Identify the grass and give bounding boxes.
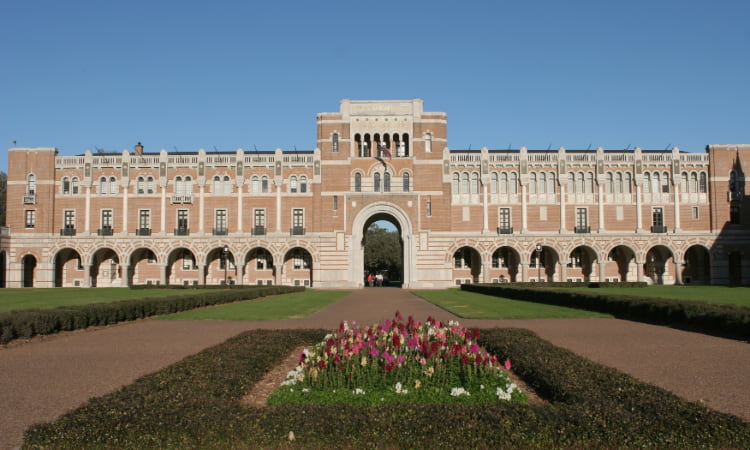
[0,288,198,313]
[560,285,750,307]
[413,289,611,319]
[155,289,352,321]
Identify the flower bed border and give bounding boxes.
[23,327,750,448]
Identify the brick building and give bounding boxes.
[2,99,748,288]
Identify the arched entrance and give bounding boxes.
[351,202,414,288]
[363,219,403,287]
[54,248,84,287]
[683,245,711,284]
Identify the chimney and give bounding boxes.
[135,142,144,155]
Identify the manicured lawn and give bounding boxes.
[562,285,750,307]
[413,289,611,319]
[0,288,197,313]
[156,289,352,321]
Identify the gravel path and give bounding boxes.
[1,288,748,449]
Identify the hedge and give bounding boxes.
[23,328,750,448]
[462,284,750,341]
[0,286,303,345]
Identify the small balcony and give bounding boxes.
[136,227,151,236]
[497,226,513,235]
[174,227,190,236]
[212,227,228,236]
[253,225,266,236]
[97,227,114,236]
[574,226,591,234]
[23,194,36,204]
[651,225,667,233]
[170,194,193,204]
[60,227,76,237]
[290,226,305,236]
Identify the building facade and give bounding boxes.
[3,99,749,288]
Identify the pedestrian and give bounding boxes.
[367,273,374,287]
[376,273,383,287]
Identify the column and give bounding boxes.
[673,184,681,232]
[559,184,567,232]
[85,186,91,234]
[597,183,605,232]
[673,260,682,285]
[482,184,488,233]
[160,186,167,235]
[198,263,206,285]
[635,184,643,232]
[520,262,529,282]
[521,185,528,233]
[635,262,644,282]
[84,264,92,288]
[122,186,128,234]
[160,264,167,286]
[559,263,567,282]
[276,180,283,233]
[199,184,205,234]
[481,262,489,283]
[237,183,243,233]
[598,261,606,282]
[120,263,130,287]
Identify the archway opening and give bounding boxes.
[683,245,711,284]
[54,248,83,287]
[22,255,37,288]
[91,248,120,287]
[244,247,275,286]
[129,248,158,286]
[452,246,481,284]
[607,245,636,282]
[644,245,674,285]
[363,216,403,287]
[283,247,312,287]
[490,246,520,283]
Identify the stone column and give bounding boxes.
[599,261,607,282]
[160,264,168,286]
[84,264,92,288]
[673,260,683,285]
[636,262,644,282]
[520,262,529,282]
[198,263,206,285]
[521,185,528,233]
[120,263,130,287]
[635,184,643,232]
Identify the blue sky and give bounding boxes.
[1,0,748,172]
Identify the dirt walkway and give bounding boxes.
[1,288,748,449]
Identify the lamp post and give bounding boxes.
[535,244,543,282]
[222,245,229,286]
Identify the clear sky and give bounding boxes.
[1,0,748,172]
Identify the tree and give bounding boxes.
[363,223,402,283]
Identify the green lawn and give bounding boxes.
[413,289,612,319]
[156,289,352,321]
[0,288,198,313]
[561,285,750,307]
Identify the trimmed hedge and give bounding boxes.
[501,281,647,288]
[0,286,303,345]
[462,284,750,341]
[23,328,750,448]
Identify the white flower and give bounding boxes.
[395,382,409,394]
[450,387,470,397]
[353,388,366,395]
[302,388,309,393]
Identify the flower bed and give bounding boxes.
[269,313,525,405]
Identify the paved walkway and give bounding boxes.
[1,289,749,449]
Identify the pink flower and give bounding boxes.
[469,343,480,354]
[504,359,512,370]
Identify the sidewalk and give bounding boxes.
[1,288,748,449]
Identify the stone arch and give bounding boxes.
[205,246,238,285]
[490,245,521,283]
[53,248,84,287]
[22,254,37,288]
[451,245,482,284]
[682,244,711,284]
[644,245,675,285]
[128,247,159,286]
[351,202,414,288]
[567,245,598,282]
[90,247,120,287]
[166,247,199,286]
[527,243,560,282]
[282,247,313,287]
[244,247,275,285]
[606,244,637,282]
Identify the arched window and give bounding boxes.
[223,175,231,194]
[491,172,498,194]
[615,172,623,194]
[384,172,391,192]
[403,173,410,192]
[185,176,192,194]
[624,172,632,194]
[568,172,575,193]
[729,170,737,191]
[539,172,547,194]
[27,174,36,194]
[355,133,362,157]
[290,175,298,193]
[99,176,108,194]
[699,172,707,193]
[661,171,669,193]
[425,132,432,153]
[62,177,70,194]
[137,176,145,194]
[354,173,362,192]
[500,172,508,194]
[585,172,594,194]
[644,173,651,193]
[681,172,688,193]
[402,133,410,156]
[261,176,269,193]
[374,173,381,192]
[689,172,698,193]
[606,173,614,194]
[461,172,470,195]
[109,176,116,194]
[213,176,221,193]
[548,172,556,194]
[300,175,308,193]
[576,172,584,193]
[332,132,339,153]
[252,176,259,193]
[471,172,479,195]
[652,172,661,194]
[509,172,518,194]
[452,173,460,195]
[175,176,184,195]
[529,173,537,194]
[71,177,79,194]
[146,176,154,194]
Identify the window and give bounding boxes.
[681,172,688,193]
[175,176,184,195]
[64,210,75,228]
[461,173,469,195]
[644,173,651,193]
[384,172,391,192]
[223,176,231,194]
[177,209,189,232]
[624,173,632,194]
[548,173,556,194]
[509,172,518,194]
[454,248,472,269]
[184,176,192,194]
[615,173,623,194]
[261,176,269,193]
[403,173,410,192]
[290,175,298,193]
[292,208,304,234]
[139,210,150,229]
[661,172,669,193]
[354,173,362,192]
[99,177,108,194]
[539,173,547,194]
[576,172,585,193]
[499,208,511,231]
[252,176,259,193]
[374,173,381,192]
[109,176,116,194]
[333,195,338,210]
[213,176,221,193]
[182,252,194,270]
[101,209,113,228]
[146,176,154,194]
[215,209,227,233]
[256,249,270,270]
[576,208,588,232]
[426,198,432,217]
[72,177,79,194]
[332,133,339,153]
[500,172,508,194]
[699,172,707,193]
[62,177,70,194]
[300,175,307,193]
[27,174,36,194]
[137,177,145,194]
[425,132,432,153]
[585,172,594,194]
[452,173,460,195]
[471,173,480,195]
[491,173,498,194]
[292,249,310,270]
[25,210,36,228]
[606,173,614,194]
[692,206,699,220]
[254,209,266,227]
[530,173,537,194]
[689,172,697,193]
[652,207,664,227]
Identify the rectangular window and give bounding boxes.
[139,210,150,229]
[101,209,113,228]
[64,210,75,228]
[333,195,338,210]
[261,178,268,193]
[426,198,432,217]
[499,208,511,230]
[177,209,189,231]
[692,206,699,220]
[25,210,36,228]
[215,209,227,232]
[182,253,193,270]
[576,208,588,228]
[254,209,265,227]
[332,133,339,153]
[293,208,304,228]
[652,207,664,227]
